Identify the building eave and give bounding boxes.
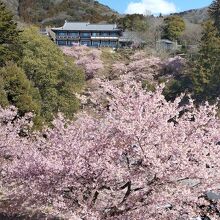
[51,28,122,32]
[51,21,122,32]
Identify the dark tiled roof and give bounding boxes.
[52,21,121,31]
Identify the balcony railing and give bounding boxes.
[56,35,119,40]
[56,36,80,39]
[68,35,80,38]
[91,36,119,40]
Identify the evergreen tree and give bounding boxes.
[0,2,21,66]
[209,0,220,32]
[0,62,41,115]
[162,16,185,41]
[191,21,220,101]
[0,3,85,128]
[20,27,84,122]
[0,76,9,107]
[162,2,220,103]
[117,14,149,32]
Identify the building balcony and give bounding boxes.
[67,35,80,39]
[91,36,119,40]
[56,36,80,40]
[57,36,119,40]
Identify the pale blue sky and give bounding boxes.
[98,0,212,15]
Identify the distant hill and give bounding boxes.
[1,0,210,28]
[1,0,118,26]
[172,7,209,24]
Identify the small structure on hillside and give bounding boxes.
[156,39,181,51]
[40,29,49,36]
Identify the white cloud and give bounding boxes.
[125,0,177,15]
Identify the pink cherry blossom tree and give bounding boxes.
[109,51,185,84]
[62,46,104,80]
[0,78,220,219]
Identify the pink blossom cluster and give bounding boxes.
[127,56,163,81]
[109,52,186,84]
[0,79,220,219]
[130,51,148,61]
[111,62,127,75]
[62,46,104,79]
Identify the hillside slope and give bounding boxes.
[1,0,118,26]
[1,0,19,16]
[173,7,209,24]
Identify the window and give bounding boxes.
[67,41,79,46]
[100,41,110,47]
[92,40,100,47]
[58,32,66,37]
[68,32,79,38]
[81,40,91,46]
[57,40,67,45]
[91,32,100,37]
[80,32,91,38]
[100,32,109,37]
[67,41,72,46]
[110,32,118,37]
[109,41,117,47]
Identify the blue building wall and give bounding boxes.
[53,30,120,47]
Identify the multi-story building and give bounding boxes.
[51,21,123,48]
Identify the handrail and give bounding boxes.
[56,36,119,39]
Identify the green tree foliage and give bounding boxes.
[118,14,149,32]
[0,62,41,115]
[56,56,84,117]
[0,3,85,128]
[0,2,21,66]
[163,75,192,101]
[191,21,220,102]
[20,27,85,122]
[165,22,220,103]
[209,0,220,32]
[0,76,9,107]
[164,19,220,103]
[162,16,185,41]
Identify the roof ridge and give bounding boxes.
[65,22,116,26]
[52,22,121,31]
[65,21,90,24]
[89,23,116,25]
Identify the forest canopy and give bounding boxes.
[0,2,85,128]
